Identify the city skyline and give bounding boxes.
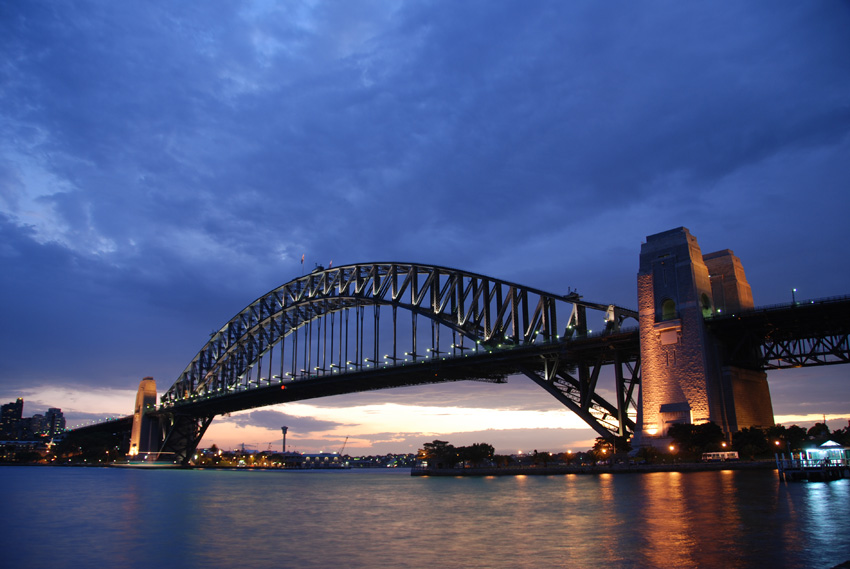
[2,2,849,455]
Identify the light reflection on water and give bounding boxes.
[1,467,848,569]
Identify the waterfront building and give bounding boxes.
[27,414,47,437]
[0,439,49,461]
[0,398,24,438]
[302,452,348,468]
[801,440,850,464]
[281,451,305,468]
[349,453,416,468]
[0,400,67,440]
[776,440,850,481]
[45,408,66,436]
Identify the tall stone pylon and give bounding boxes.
[636,227,773,447]
[129,377,158,458]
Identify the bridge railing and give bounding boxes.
[159,323,641,409]
[776,457,849,470]
[706,294,850,319]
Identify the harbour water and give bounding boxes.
[1,466,848,569]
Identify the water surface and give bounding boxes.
[1,467,847,568]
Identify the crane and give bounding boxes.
[339,436,349,455]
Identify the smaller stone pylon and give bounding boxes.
[129,377,158,458]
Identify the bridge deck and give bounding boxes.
[156,330,641,418]
[707,296,850,369]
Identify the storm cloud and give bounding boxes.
[2,1,848,449]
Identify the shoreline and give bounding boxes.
[410,460,776,476]
[1,460,777,475]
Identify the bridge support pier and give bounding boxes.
[128,377,214,464]
[129,377,161,458]
[635,227,774,448]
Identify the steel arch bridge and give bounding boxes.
[155,263,640,463]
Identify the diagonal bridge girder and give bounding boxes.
[519,332,641,441]
[158,263,639,463]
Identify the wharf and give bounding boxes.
[775,442,850,482]
[775,457,849,482]
[111,462,185,469]
[411,461,775,477]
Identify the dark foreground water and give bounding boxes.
[1,466,848,569]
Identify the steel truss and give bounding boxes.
[156,412,214,464]
[762,334,850,369]
[521,343,640,441]
[158,263,638,460]
[707,295,850,371]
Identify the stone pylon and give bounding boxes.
[635,227,773,447]
[129,377,159,457]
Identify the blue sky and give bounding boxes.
[1,1,849,454]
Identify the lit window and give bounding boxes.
[661,299,677,321]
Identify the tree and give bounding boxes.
[732,427,769,459]
[634,446,659,464]
[692,422,725,452]
[54,429,126,463]
[591,438,613,463]
[831,425,850,446]
[613,435,632,454]
[785,425,808,450]
[668,422,725,460]
[807,422,830,441]
[493,454,513,467]
[421,440,457,468]
[457,443,494,467]
[11,449,44,463]
[532,449,553,467]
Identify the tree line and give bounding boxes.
[417,421,850,468]
[648,421,849,462]
[418,440,495,468]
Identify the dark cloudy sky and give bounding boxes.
[2,1,849,454]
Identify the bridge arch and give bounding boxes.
[158,263,640,463]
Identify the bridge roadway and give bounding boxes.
[151,329,641,418]
[706,295,850,369]
[63,329,642,461]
